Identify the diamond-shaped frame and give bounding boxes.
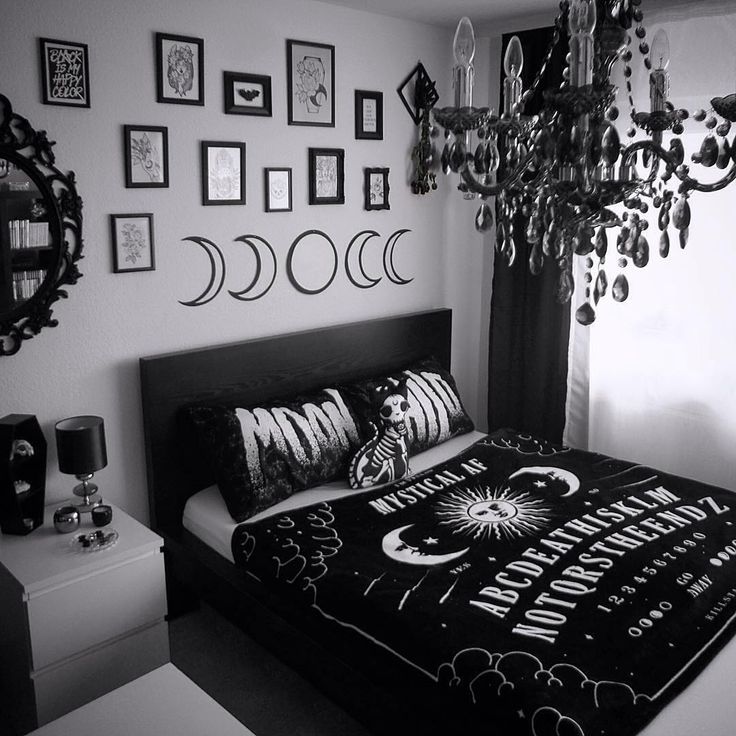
[397,62,439,125]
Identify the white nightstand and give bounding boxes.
[0,502,169,734]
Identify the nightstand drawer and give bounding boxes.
[27,550,166,671]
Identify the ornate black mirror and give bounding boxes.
[0,94,83,356]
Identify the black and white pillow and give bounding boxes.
[185,388,362,522]
[342,357,474,456]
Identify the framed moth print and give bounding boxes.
[110,213,155,273]
[364,167,390,211]
[355,90,383,140]
[224,71,272,116]
[264,168,292,212]
[201,141,245,205]
[39,38,90,108]
[308,148,344,205]
[156,32,204,105]
[287,39,335,127]
[123,125,169,188]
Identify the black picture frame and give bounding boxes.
[287,39,335,127]
[355,90,383,140]
[364,167,390,211]
[397,61,438,125]
[156,32,204,106]
[308,148,344,205]
[201,141,246,206]
[264,168,292,212]
[39,38,90,108]
[110,213,155,273]
[224,71,272,116]
[123,125,169,188]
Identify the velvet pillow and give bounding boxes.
[185,388,362,522]
[342,357,474,456]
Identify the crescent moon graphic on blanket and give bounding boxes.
[179,236,226,307]
[383,229,413,285]
[229,235,277,301]
[381,524,469,566]
[508,466,581,498]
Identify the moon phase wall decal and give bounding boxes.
[383,229,413,285]
[178,229,414,305]
[344,230,382,289]
[229,235,278,301]
[179,236,227,307]
[286,229,339,295]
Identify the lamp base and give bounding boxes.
[71,476,102,514]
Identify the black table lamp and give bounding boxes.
[55,416,107,512]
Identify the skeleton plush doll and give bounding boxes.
[348,378,410,489]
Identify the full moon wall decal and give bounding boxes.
[178,229,413,305]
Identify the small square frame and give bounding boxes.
[287,39,335,127]
[123,125,169,188]
[110,213,155,273]
[355,90,383,140]
[224,71,272,116]
[156,32,204,106]
[39,38,90,108]
[201,141,246,206]
[364,167,390,211]
[264,168,293,212]
[308,148,344,205]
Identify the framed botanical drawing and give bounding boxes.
[201,141,245,205]
[110,213,155,273]
[224,71,272,116]
[308,148,344,205]
[39,38,90,108]
[123,125,169,188]
[287,39,335,127]
[355,90,383,140]
[156,32,204,105]
[264,168,292,212]
[364,167,390,211]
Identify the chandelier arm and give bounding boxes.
[458,149,539,197]
[677,164,736,194]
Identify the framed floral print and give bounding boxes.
[110,213,155,273]
[264,168,292,212]
[364,167,390,211]
[308,148,344,205]
[355,90,383,140]
[201,141,246,205]
[39,38,90,108]
[287,39,335,127]
[156,32,204,105]
[224,71,272,116]
[123,125,169,188]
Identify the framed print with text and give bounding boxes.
[308,148,344,205]
[287,39,335,127]
[123,125,169,188]
[201,141,245,205]
[110,213,155,273]
[39,38,90,107]
[224,71,272,116]
[264,168,292,212]
[156,32,204,105]
[355,90,383,140]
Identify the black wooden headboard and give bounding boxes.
[140,309,453,538]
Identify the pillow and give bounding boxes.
[342,357,474,456]
[348,378,411,489]
[185,388,362,522]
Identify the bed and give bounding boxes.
[140,308,736,736]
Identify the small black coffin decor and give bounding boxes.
[0,414,47,534]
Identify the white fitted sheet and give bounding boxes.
[183,430,486,563]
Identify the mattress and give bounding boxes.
[183,430,487,563]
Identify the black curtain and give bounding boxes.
[487,26,570,443]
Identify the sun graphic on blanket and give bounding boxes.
[435,486,552,542]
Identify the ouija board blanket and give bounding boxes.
[231,428,736,736]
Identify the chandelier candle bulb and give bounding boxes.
[650,29,670,113]
[503,35,524,116]
[453,16,475,109]
[568,0,597,88]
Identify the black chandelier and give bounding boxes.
[433,0,736,325]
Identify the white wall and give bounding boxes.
[0,0,486,521]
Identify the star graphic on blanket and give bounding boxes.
[423,537,439,545]
[585,634,594,640]
[534,480,547,488]
[517,709,525,719]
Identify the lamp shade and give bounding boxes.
[55,416,107,475]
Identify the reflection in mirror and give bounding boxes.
[0,94,83,355]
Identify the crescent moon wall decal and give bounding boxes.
[508,466,581,498]
[381,524,469,566]
[178,236,227,307]
[286,229,338,295]
[345,230,382,289]
[383,229,413,285]
[229,235,277,301]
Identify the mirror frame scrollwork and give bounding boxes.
[0,93,83,356]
